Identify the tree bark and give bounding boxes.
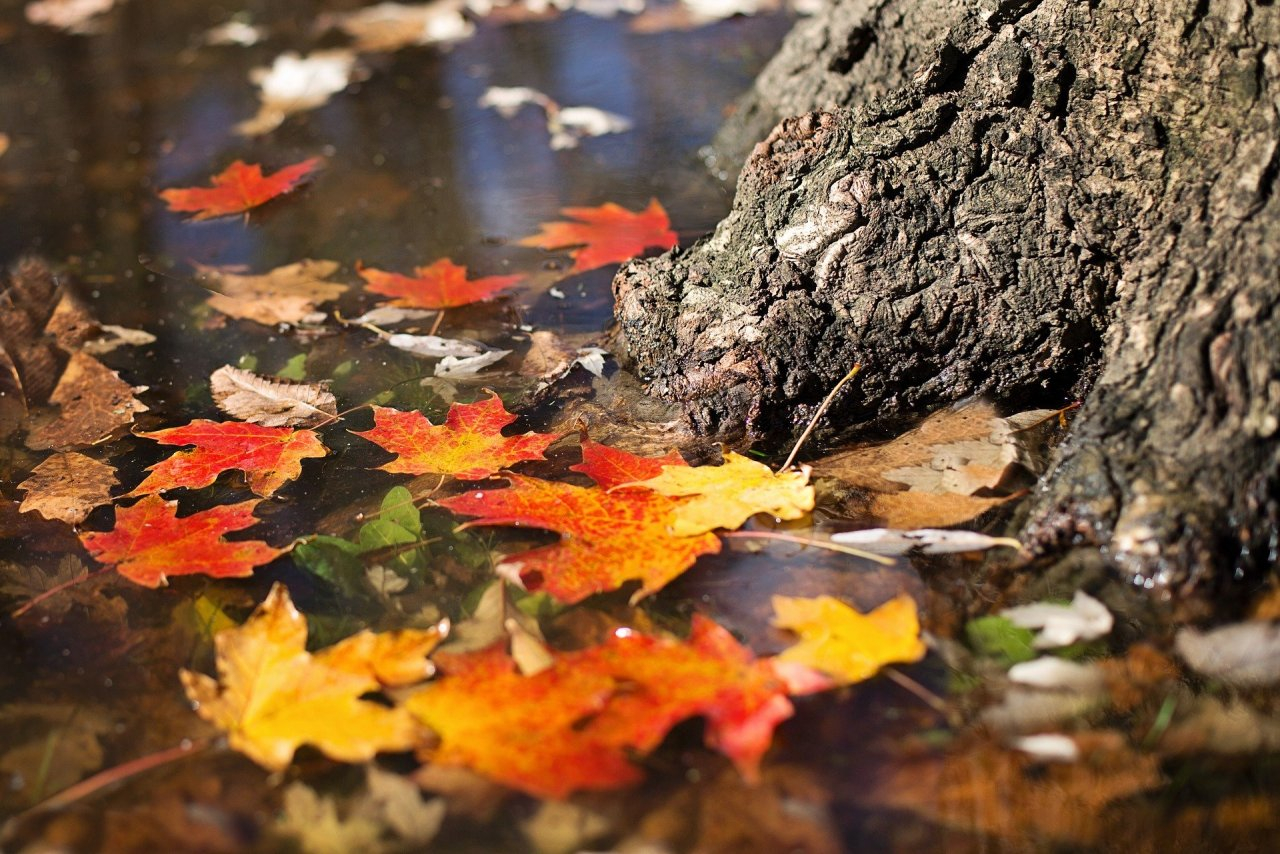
[612,0,1280,593]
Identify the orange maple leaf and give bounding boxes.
[81,494,285,587]
[406,617,829,798]
[129,419,327,498]
[438,440,717,603]
[357,259,523,309]
[352,392,559,479]
[158,158,321,221]
[518,199,677,273]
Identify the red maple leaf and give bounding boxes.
[158,158,321,221]
[81,495,285,587]
[405,617,829,798]
[129,419,328,498]
[438,441,719,603]
[518,199,678,273]
[357,259,523,309]
[352,392,559,479]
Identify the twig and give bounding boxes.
[882,666,949,716]
[780,363,862,471]
[721,530,895,565]
[12,568,112,619]
[29,737,213,812]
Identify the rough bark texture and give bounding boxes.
[613,0,1280,592]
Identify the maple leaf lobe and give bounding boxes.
[519,199,677,273]
[159,158,321,221]
[358,258,523,309]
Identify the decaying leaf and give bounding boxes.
[25,0,119,33]
[80,324,156,355]
[434,349,512,377]
[359,258,522,309]
[830,527,1022,555]
[1,257,71,435]
[633,451,814,536]
[81,495,285,587]
[181,583,447,770]
[479,86,633,150]
[519,199,678,274]
[519,330,608,381]
[1174,621,1280,687]
[25,352,149,451]
[353,391,558,479]
[771,594,926,684]
[129,419,327,498]
[0,555,123,621]
[236,51,360,137]
[0,703,114,815]
[318,1,475,53]
[274,783,383,854]
[198,260,348,327]
[1001,591,1113,649]
[384,333,486,359]
[210,365,337,427]
[159,158,321,221]
[17,451,117,525]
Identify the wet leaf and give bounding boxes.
[274,783,382,854]
[80,323,156,355]
[829,527,1022,555]
[433,348,512,377]
[180,583,447,770]
[81,494,285,587]
[17,451,117,525]
[965,615,1037,665]
[358,258,523,310]
[518,199,678,273]
[1174,621,1280,687]
[158,158,321,221]
[353,391,558,479]
[771,594,926,684]
[198,259,348,327]
[572,434,686,489]
[1001,591,1113,649]
[479,86,633,150]
[237,51,359,137]
[25,352,149,451]
[25,0,116,33]
[129,419,328,498]
[210,365,337,427]
[633,451,814,536]
[318,1,475,53]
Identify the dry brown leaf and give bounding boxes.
[865,491,1010,528]
[0,257,67,433]
[210,365,337,427]
[198,260,348,327]
[17,451,117,525]
[25,352,149,451]
[519,330,575,378]
[0,702,114,814]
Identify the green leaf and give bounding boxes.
[276,353,307,381]
[379,486,421,538]
[965,615,1037,665]
[294,535,365,594]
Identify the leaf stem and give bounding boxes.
[881,666,950,716]
[11,567,112,619]
[780,363,862,472]
[28,737,213,812]
[720,530,895,565]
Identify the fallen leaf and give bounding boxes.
[353,391,558,479]
[384,332,486,359]
[204,19,264,45]
[0,703,114,815]
[479,86,633,150]
[518,199,677,273]
[158,158,321,221]
[129,419,327,498]
[80,323,156,355]
[633,451,814,536]
[571,433,686,489]
[17,451,117,525]
[198,260,348,327]
[210,365,337,427]
[1001,591,1113,649]
[25,352,149,451]
[181,583,447,770]
[1,257,72,435]
[829,527,1022,555]
[318,1,475,52]
[0,555,122,621]
[81,494,285,587]
[629,0,780,33]
[863,491,1010,529]
[519,331,608,381]
[351,766,446,848]
[434,349,512,377]
[25,0,117,33]
[358,258,523,309]
[771,594,926,684]
[236,51,359,137]
[346,305,438,326]
[274,783,382,854]
[1174,621,1280,687]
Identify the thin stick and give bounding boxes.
[12,568,112,619]
[780,363,862,471]
[721,530,895,565]
[32,738,213,812]
[428,310,446,336]
[882,667,949,716]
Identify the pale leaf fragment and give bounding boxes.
[210,365,337,428]
[275,784,382,854]
[1001,591,1113,649]
[386,333,486,359]
[199,260,348,327]
[348,306,438,326]
[26,0,118,33]
[830,527,1021,555]
[1174,621,1280,687]
[236,51,360,137]
[434,349,511,377]
[17,452,117,525]
[80,324,156,355]
[479,85,632,150]
[320,2,475,53]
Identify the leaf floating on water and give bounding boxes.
[158,158,321,221]
[318,1,476,53]
[210,365,337,428]
[434,349,512,377]
[236,50,360,136]
[197,259,348,327]
[359,258,522,310]
[353,391,558,479]
[385,333,487,359]
[1001,591,1113,649]
[180,583,447,770]
[347,305,438,326]
[25,0,118,33]
[633,451,814,536]
[830,527,1022,555]
[519,199,678,274]
[81,495,285,587]
[771,594,926,685]
[79,323,155,355]
[479,86,633,150]
[1174,621,1280,687]
[25,352,149,451]
[129,419,328,498]
[17,451,117,525]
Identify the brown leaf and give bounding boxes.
[210,365,337,427]
[518,330,574,378]
[0,257,67,433]
[25,352,149,451]
[198,259,348,327]
[17,451,117,525]
[867,491,1010,529]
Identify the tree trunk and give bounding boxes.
[612,0,1280,593]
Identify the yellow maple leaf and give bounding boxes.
[180,583,447,771]
[771,594,926,684]
[633,452,814,536]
